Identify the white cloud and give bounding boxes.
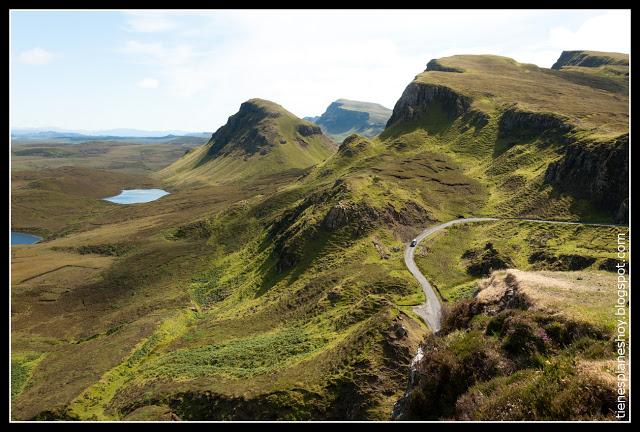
[125,12,177,33]
[138,78,160,89]
[70,10,631,131]
[122,40,195,67]
[548,10,630,53]
[18,47,55,65]
[122,40,165,57]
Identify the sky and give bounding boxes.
[10,9,631,133]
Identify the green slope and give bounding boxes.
[159,99,337,186]
[384,53,629,223]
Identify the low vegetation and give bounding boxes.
[394,270,626,420]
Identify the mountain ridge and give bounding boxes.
[159,98,337,185]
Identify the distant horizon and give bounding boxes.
[11,126,212,135]
[10,10,630,131]
[11,96,397,133]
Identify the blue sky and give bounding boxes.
[10,10,630,132]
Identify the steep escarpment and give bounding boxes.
[551,50,629,70]
[204,99,287,158]
[381,53,628,222]
[159,98,336,185]
[497,107,573,140]
[544,134,629,223]
[385,82,473,129]
[306,99,392,142]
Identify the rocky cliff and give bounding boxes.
[544,134,629,223]
[385,82,472,129]
[206,99,327,158]
[383,53,628,223]
[551,50,629,70]
[497,107,573,140]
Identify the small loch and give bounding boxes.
[103,189,170,204]
[11,232,43,245]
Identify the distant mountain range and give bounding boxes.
[304,99,392,143]
[11,127,211,140]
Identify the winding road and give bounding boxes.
[405,217,624,333]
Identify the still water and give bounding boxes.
[103,189,170,204]
[11,232,42,245]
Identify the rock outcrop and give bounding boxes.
[551,50,629,70]
[270,176,434,272]
[498,107,573,140]
[322,200,434,233]
[206,99,329,158]
[463,243,515,277]
[296,123,322,137]
[386,82,472,129]
[337,134,373,157]
[544,134,629,223]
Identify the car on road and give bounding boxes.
[410,238,417,247]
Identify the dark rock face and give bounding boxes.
[327,290,341,302]
[551,50,629,70]
[599,258,627,273]
[322,200,434,233]
[205,101,282,158]
[461,110,490,129]
[338,134,372,157]
[498,107,573,140]
[297,123,322,137]
[390,322,408,339]
[528,251,597,271]
[543,134,629,223]
[386,82,472,129]
[464,243,514,277]
[322,201,361,230]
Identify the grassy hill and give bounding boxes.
[159,99,337,186]
[306,99,392,143]
[551,50,629,78]
[407,54,628,135]
[384,54,628,223]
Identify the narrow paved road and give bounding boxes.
[405,217,624,332]
[405,218,497,332]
